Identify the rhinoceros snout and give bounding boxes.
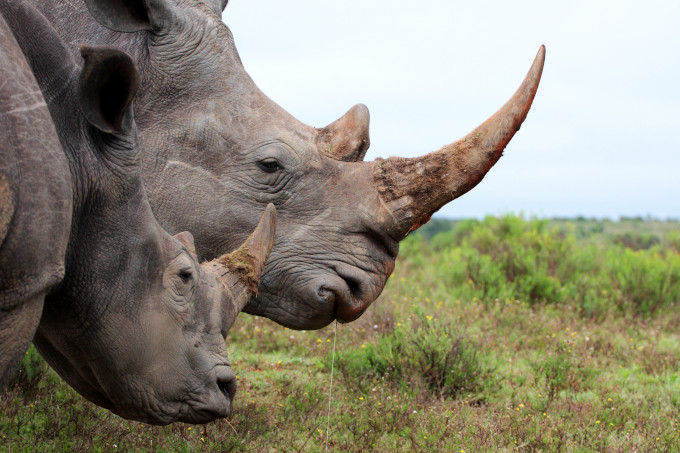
[186,366,237,423]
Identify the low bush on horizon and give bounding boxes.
[404,215,680,317]
[2,216,680,451]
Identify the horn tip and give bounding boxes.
[258,203,277,248]
[247,204,277,269]
[264,202,276,221]
[534,45,546,73]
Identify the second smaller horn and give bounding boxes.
[204,203,277,330]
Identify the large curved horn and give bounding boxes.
[373,46,545,239]
[205,204,276,326]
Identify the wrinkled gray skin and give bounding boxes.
[0,1,276,424]
[30,0,544,329]
[0,12,72,388]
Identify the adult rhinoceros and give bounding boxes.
[0,2,276,424]
[0,11,72,388]
[30,0,544,329]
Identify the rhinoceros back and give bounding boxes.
[0,12,72,309]
[0,10,73,386]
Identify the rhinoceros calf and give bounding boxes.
[29,0,544,330]
[0,2,276,424]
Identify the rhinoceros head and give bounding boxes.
[80,0,544,329]
[2,1,276,422]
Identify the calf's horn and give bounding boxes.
[206,203,277,327]
[373,46,545,239]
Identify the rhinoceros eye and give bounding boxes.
[258,159,281,173]
[178,268,193,283]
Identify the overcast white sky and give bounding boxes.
[224,0,679,219]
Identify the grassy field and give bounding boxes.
[2,216,680,452]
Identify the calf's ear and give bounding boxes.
[174,232,198,260]
[78,44,139,135]
[83,0,172,33]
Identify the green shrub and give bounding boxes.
[7,345,48,398]
[607,248,680,315]
[530,344,593,409]
[663,230,680,253]
[337,309,492,400]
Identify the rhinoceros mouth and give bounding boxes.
[247,259,385,329]
[190,364,236,421]
[131,365,236,425]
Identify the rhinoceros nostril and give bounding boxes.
[342,275,362,300]
[217,376,236,412]
[318,287,336,303]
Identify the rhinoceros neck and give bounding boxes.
[37,86,159,331]
[46,178,164,335]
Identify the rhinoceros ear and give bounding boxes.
[174,231,198,260]
[83,0,171,33]
[204,0,229,16]
[78,44,139,135]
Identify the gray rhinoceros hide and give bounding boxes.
[0,1,276,424]
[28,0,544,330]
[0,11,72,388]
